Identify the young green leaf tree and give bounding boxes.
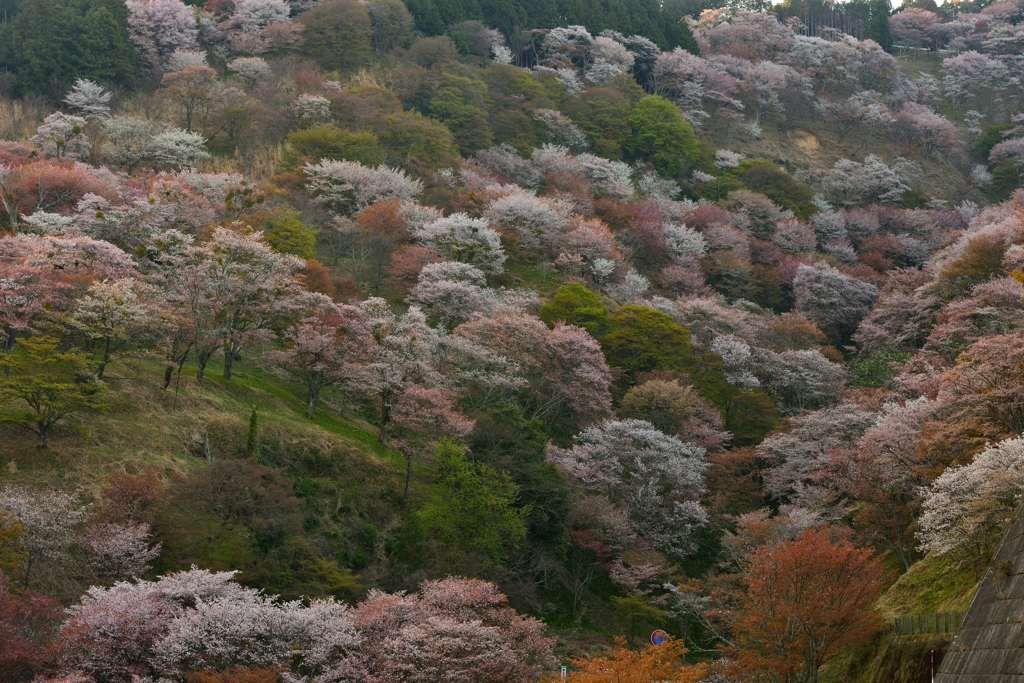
[625,96,699,178]
[414,438,529,566]
[538,283,608,332]
[0,337,106,448]
[68,278,157,379]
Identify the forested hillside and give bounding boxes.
[1,0,1024,680]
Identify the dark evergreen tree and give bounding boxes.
[0,0,136,97]
[867,0,893,51]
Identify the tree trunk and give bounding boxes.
[404,452,412,498]
[378,396,391,445]
[223,348,234,380]
[306,389,318,419]
[22,552,34,588]
[163,365,175,390]
[196,355,209,386]
[96,337,112,379]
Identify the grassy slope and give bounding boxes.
[0,353,413,542]
[877,552,980,620]
[2,351,465,590]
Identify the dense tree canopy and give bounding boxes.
[0,0,136,96]
[3,0,1024,679]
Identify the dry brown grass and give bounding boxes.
[0,96,48,142]
[197,144,283,180]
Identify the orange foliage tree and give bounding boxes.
[725,526,883,683]
[353,199,410,292]
[548,637,708,683]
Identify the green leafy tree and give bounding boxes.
[562,85,638,160]
[0,337,106,448]
[372,110,460,170]
[539,283,608,332]
[867,0,893,51]
[152,458,364,599]
[736,162,818,220]
[599,306,776,443]
[0,0,136,96]
[413,438,530,566]
[850,347,912,387]
[281,125,385,171]
[428,73,494,155]
[297,0,373,71]
[260,208,318,260]
[366,0,414,53]
[611,594,666,646]
[977,124,1017,157]
[599,305,698,376]
[468,405,572,556]
[625,96,699,178]
[989,159,1024,202]
[244,404,260,461]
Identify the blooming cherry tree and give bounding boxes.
[30,113,90,160]
[63,80,112,120]
[456,309,612,431]
[263,300,373,418]
[79,522,161,583]
[68,278,157,379]
[358,298,443,445]
[793,263,879,343]
[227,56,273,91]
[484,189,570,253]
[198,228,306,380]
[126,0,199,68]
[52,567,359,682]
[548,419,708,560]
[918,437,1024,557]
[0,486,87,588]
[348,576,556,683]
[305,160,422,217]
[409,261,493,329]
[412,213,506,273]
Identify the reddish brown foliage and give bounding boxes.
[705,447,763,517]
[622,200,668,270]
[859,250,894,273]
[0,571,63,681]
[299,260,359,302]
[1,159,115,229]
[921,332,1024,471]
[764,312,826,352]
[293,70,325,93]
[725,526,883,683]
[100,471,165,524]
[593,198,632,231]
[933,234,1007,302]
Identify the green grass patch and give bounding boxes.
[877,552,979,620]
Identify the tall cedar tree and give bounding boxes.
[0,0,136,96]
